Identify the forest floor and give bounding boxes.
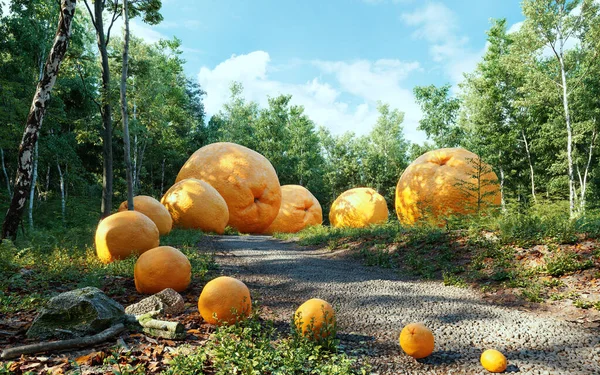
[211,234,600,375]
[1,229,600,374]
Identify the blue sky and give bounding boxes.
[115,1,524,143]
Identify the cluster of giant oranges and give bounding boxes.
[94,142,506,372]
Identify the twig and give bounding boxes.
[0,324,125,360]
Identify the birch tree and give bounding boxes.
[2,0,77,240]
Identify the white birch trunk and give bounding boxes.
[521,130,537,203]
[57,161,65,224]
[28,143,39,229]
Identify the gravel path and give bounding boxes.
[203,235,600,375]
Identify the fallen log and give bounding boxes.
[0,324,125,360]
[125,311,185,340]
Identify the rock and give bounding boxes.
[125,288,185,316]
[27,287,124,340]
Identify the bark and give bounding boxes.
[57,161,65,224]
[0,148,11,197]
[120,0,134,211]
[160,157,165,195]
[44,164,50,200]
[521,130,537,203]
[1,0,77,240]
[28,143,39,229]
[84,0,117,218]
[499,164,506,212]
[579,127,597,213]
[0,324,125,360]
[125,311,185,340]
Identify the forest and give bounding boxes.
[1,1,600,374]
[1,1,600,229]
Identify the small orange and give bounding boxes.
[134,246,192,294]
[198,276,251,325]
[294,298,336,340]
[480,349,507,373]
[399,323,435,359]
[329,187,388,228]
[118,195,173,235]
[262,185,323,234]
[95,211,159,263]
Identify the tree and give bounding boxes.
[520,0,600,217]
[414,84,464,148]
[363,102,409,206]
[2,0,77,240]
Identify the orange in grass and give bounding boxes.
[134,246,191,294]
[294,298,336,339]
[95,211,159,264]
[197,276,251,325]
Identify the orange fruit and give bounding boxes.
[118,195,173,235]
[134,246,191,294]
[95,211,159,263]
[399,323,435,359]
[294,298,336,339]
[395,148,501,225]
[480,349,507,373]
[161,178,229,234]
[176,142,281,233]
[198,276,251,325]
[329,187,388,228]
[262,185,322,234]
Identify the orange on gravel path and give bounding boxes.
[118,195,173,235]
[176,142,281,234]
[399,322,435,359]
[329,187,388,228]
[95,211,159,263]
[198,276,251,325]
[161,178,229,234]
[480,349,507,373]
[263,185,322,234]
[134,246,191,294]
[395,147,501,225]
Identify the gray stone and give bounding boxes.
[125,288,185,316]
[27,287,124,340]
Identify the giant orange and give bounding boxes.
[176,142,281,234]
[395,148,500,225]
[134,246,191,294]
[263,185,322,234]
[329,187,388,228]
[198,276,251,325]
[95,211,159,263]
[118,195,173,235]
[161,178,229,234]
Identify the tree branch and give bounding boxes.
[76,61,101,110]
[0,324,125,360]
[83,0,98,32]
[106,5,122,47]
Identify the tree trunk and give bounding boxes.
[160,157,165,195]
[57,161,65,224]
[28,143,39,229]
[1,0,76,240]
[44,164,50,200]
[0,148,11,198]
[90,0,114,218]
[521,129,537,203]
[120,0,134,211]
[499,164,506,212]
[579,127,597,213]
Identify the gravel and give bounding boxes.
[203,235,600,375]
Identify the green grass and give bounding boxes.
[0,197,214,314]
[164,305,368,375]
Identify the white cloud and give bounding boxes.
[507,21,523,34]
[197,51,426,143]
[401,2,484,84]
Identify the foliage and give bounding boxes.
[164,309,367,375]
